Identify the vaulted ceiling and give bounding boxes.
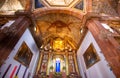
[0,0,120,50]
[35,13,82,49]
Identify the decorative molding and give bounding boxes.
[108,21,120,27]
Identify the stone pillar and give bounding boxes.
[0,16,31,67]
[86,19,120,77]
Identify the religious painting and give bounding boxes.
[83,44,100,69]
[14,42,33,67]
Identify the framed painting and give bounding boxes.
[83,44,100,69]
[14,42,33,67]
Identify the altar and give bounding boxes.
[35,37,80,77]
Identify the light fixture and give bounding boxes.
[49,46,52,49]
[34,26,37,32]
[80,28,83,33]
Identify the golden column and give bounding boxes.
[35,50,43,74]
[65,50,69,75]
[47,50,52,75]
[73,51,80,75]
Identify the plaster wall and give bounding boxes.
[77,31,116,78]
[0,29,39,78]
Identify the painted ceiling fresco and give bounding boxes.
[35,13,82,48]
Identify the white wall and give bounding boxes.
[77,31,116,78]
[0,29,39,78]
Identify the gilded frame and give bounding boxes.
[83,44,100,69]
[14,42,33,67]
